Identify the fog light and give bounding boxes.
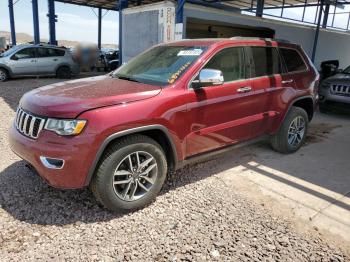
[40,156,65,169]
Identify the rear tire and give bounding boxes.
[0,68,9,82]
[56,66,71,79]
[91,135,168,211]
[271,107,309,154]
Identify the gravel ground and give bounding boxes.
[0,78,349,261]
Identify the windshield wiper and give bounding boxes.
[114,75,141,83]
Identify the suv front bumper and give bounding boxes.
[9,124,95,189]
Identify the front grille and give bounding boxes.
[330,84,350,97]
[15,108,45,139]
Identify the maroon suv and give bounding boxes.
[9,38,319,211]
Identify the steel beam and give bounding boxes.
[118,0,128,65]
[8,0,16,46]
[47,0,57,45]
[176,0,186,24]
[256,0,265,17]
[98,8,102,50]
[32,0,40,44]
[312,0,324,62]
[322,3,330,28]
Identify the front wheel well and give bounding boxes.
[292,97,314,121]
[97,129,177,176]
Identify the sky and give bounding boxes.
[0,0,119,44]
[0,1,349,45]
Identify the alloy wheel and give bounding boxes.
[113,151,158,201]
[0,70,7,81]
[287,116,305,147]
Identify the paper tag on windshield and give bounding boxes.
[177,49,203,56]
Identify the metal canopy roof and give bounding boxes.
[54,0,328,10]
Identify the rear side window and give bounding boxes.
[50,48,65,56]
[250,47,282,77]
[204,47,245,83]
[280,48,307,72]
[37,48,65,58]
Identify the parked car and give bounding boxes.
[105,50,119,71]
[9,38,319,211]
[0,44,79,82]
[319,65,350,113]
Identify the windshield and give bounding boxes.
[0,45,22,57]
[113,45,207,86]
[343,65,350,74]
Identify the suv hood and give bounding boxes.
[20,75,162,118]
[325,73,350,82]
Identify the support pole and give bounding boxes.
[312,0,324,63]
[256,0,265,17]
[8,0,16,46]
[176,0,186,24]
[322,3,330,28]
[32,0,40,44]
[47,0,57,45]
[98,8,102,50]
[118,0,127,66]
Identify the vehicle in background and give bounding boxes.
[104,50,119,71]
[0,44,79,82]
[320,60,340,80]
[9,38,318,211]
[92,51,109,72]
[319,65,350,113]
[0,37,6,53]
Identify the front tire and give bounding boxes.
[91,135,167,211]
[271,107,309,154]
[0,68,9,82]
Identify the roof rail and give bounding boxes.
[229,36,291,43]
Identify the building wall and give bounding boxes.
[184,4,350,69]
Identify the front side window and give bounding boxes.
[251,47,282,77]
[280,48,307,72]
[203,47,245,83]
[12,48,36,60]
[113,45,207,86]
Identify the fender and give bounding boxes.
[85,124,178,185]
[275,95,315,132]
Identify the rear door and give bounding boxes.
[8,47,37,75]
[185,46,262,156]
[247,45,285,137]
[36,47,65,74]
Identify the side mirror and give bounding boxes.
[337,68,343,74]
[11,55,18,61]
[192,69,224,89]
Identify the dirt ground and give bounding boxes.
[0,77,349,261]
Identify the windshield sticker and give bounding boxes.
[168,61,191,84]
[177,49,203,56]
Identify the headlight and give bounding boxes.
[44,119,87,136]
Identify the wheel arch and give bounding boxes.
[291,96,314,121]
[0,64,13,77]
[85,125,178,186]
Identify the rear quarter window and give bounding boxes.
[280,48,307,72]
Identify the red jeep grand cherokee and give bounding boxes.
[9,38,319,211]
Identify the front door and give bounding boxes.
[185,46,263,157]
[8,47,37,75]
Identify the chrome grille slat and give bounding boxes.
[29,116,36,137]
[331,84,350,96]
[14,108,45,139]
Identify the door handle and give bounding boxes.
[30,59,36,62]
[237,86,252,93]
[282,79,294,84]
[53,58,58,61]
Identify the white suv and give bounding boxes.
[0,44,79,82]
